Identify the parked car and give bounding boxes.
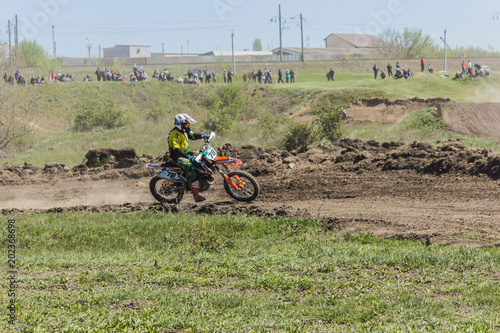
[481,65,491,75]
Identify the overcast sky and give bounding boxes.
[1,0,499,57]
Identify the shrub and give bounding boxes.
[73,98,125,132]
[0,88,37,150]
[280,122,318,151]
[203,85,245,134]
[404,107,448,131]
[315,104,344,143]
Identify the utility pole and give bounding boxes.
[162,43,164,55]
[231,30,235,75]
[300,13,304,62]
[279,4,283,62]
[8,20,12,66]
[52,25,56,58]
[98,44,101,58]
[14,15,19,65]
[187,40,190,54]
[443,28,447,72]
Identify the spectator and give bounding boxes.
[290,69,295,83]
[227,70,233,83]
[327,68,335,81]
[285,69,290,83]
[130,73,137,84]
[223,70,227,83]
[95,67,102,81]
[420,57,425,73]
[387,63,393,77]
[278,69,284,83]
[373,64,379,79]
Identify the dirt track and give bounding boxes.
[1,129,499,247]
[1,98,499,247]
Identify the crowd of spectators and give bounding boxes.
[4,58,492,88]
[95,67,124,82]
[453,60,490,80]
[3,69,73,86]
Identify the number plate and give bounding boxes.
[204,147,217,160]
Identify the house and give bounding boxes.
[324,33,385,49]
[103,45,151,58]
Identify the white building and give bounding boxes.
[103,45,151,58]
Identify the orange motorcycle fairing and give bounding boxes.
[214,156,242,166]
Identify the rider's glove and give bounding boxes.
[189,155,196,162]
[202,134,209,140]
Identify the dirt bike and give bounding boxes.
[340,111,354,123]
[145,132,260,204]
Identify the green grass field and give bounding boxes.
[2,212,500,332]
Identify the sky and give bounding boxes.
[1,0,499,58]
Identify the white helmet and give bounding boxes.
[174,113,196,132]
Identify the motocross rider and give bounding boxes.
[168,113,209,202]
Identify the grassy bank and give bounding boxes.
[1,67,500,167]
[1,211,500,332]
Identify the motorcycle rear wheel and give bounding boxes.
[223,171,260,202]
[149,176,184,204]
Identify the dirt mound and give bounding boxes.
[347,97,453,124]
[218,139,499,181]
[0,148,155,186]
[442,103,500,141]
[376,141,500,180]
[2,140,498,187]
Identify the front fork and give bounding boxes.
[214,164,240,190]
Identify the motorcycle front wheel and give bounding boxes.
[149,176,184,204]
[223,171,260,202]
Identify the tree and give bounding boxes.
[252,38,262,51]
[378,28,439,59]
[0,88,36,150]
[19,40,47,67]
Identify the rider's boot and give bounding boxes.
[188,180,206,202]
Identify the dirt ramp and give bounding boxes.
[443,103,500,141]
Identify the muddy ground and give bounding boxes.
[1,120,499,247]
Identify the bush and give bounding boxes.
[73,98,125,132]
[0,88,37,150]
[405,107,447,131]
[315,104,344,143]
[280,122,318,151]
[203,85,245,134]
